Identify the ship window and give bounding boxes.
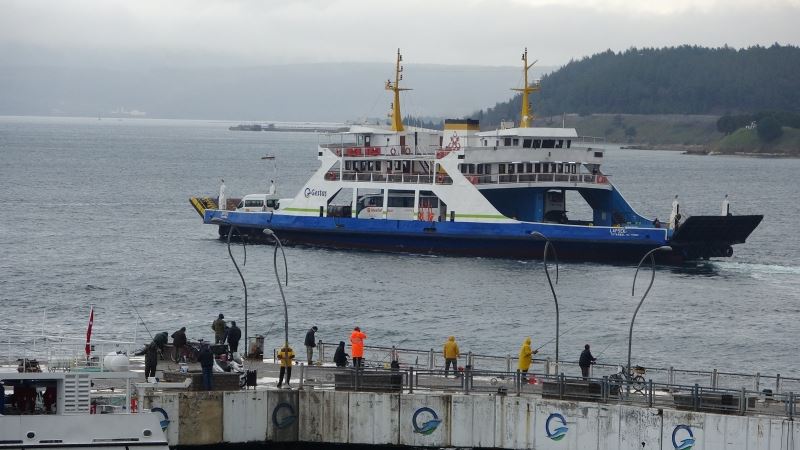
[533,139,541,148]
[477,164,484,175]
[517,163,524,173]
[513,138,519,146]
[504,138,511,146]
[542,164,549,173]
[484,164,492,175]
[594,152,603,158]
[368,161,374,171]
[439,136,443,147]
[394,161,402,170]
[375,161,381,171]
[345,161,352,170]
[495,140,499,147]
[245,199,264,207]
[557,164,564,173]
[523,139,532,148]
[542,139,556,148]
[526,163,533,173]
[571,164,577,174]
[483,139,487,146]
[567,140,572,148]
[556,140,564,148]
[499,164,506,174]
[534,163,541,173]
[508,164,515,174]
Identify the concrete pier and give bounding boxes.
[141,380,799,449]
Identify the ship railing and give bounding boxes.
[306,341,800,396]
[1,334,138,371]
[463,173,609,185]
[573,135,607,144]
[328,171,446,185]
[319,143,442,157]
[292,363,798,419]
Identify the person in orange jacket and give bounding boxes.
[350,326,367,367]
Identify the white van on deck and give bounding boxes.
[236,194,279,212]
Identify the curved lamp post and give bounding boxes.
[530,231,560,364]
[263,229,289,364]
[210,217,249,357]
[627,245,672,377]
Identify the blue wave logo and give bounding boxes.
[272,402,297,429]
[672,424,695,450]
[545,413,569,441]
[151,407,170,431]
[412,407,442,435]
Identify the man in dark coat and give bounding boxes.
[304,326,318,365]
[171,327,187,362]
[227,321,242,355]
[144,343,158,381]
[212,314,226,344]
[198,343,214,390]
[333,341,348,367]
[579,344,597,380]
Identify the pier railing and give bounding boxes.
[310,341,800,396]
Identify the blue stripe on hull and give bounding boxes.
[206,211,680,263]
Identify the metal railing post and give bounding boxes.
[668,366,674,387]
[602,376,609,402]
[318,339,324,363]
[559,373,565,400]
[693,384,700,411]
[408,367,414,393]
[546,357,552,376]
[712,369,718,389]
[468,351,474,369]
[506,355,511,373]
[648,380,654,407]
[739,387,746,415]
[754,372,760,392]
[429,348,434,370]
[776,374,781,393]
[298,364,305,391]
[515,370,521,396]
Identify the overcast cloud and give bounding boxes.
[2,0,799,67]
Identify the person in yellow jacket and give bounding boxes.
[443,336,460,378]
[517,337,538,381]
[277,345,295,389]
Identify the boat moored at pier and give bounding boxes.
[193,49,762,263]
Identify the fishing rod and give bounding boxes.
[533,321,585,352]
[594,341,616,359]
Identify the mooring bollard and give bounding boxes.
[754,372,760,392]
[318,339,324,363]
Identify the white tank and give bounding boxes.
[103,352,130,372]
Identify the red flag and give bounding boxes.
[85,306,94,358]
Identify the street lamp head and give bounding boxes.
[656,245,673,252]
[263,228,275,236]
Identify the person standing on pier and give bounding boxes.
[144,343,158,381]
[227,322,241,356]
[198,343,214,390]
[350,327,367,368]
[171,327,187,362]
[579,344,597,380]
[443,336,460,377]
[277,345,295,389]
[304,326,318,365]
[518,337,537,381]
[212,314,226,344]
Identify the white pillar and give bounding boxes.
[382,189,389,219]
[413,190,420,220]
[351,188,358,218]
[721,194,730,216]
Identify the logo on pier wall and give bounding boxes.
[151,407,170,431]
[672,425,695,450]
[412,407,442,435]
[272,402,297,429]
[545,413,569,441]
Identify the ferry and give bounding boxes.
[192,49,762,263]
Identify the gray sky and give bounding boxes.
[2,0,799,67]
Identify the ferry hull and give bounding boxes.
[203,210,733,263]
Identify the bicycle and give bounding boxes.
[170,339,203,363]
[608,364,647,394]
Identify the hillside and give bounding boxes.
[713,127,800,156]
[472,45,800,127]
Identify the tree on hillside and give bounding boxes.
[757,116,783,141]
[717,115,738,134]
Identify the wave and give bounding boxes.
[713,261,800,275]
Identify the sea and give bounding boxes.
[1,115,798,377]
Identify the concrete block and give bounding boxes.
[617,404,661,450]
[143,392,180,446]
[178,391,223,445]
[451,393,495,448]
[266,389,299,442]
[662,409,706,450]
[399,393,451,448]
[299,389,349,443]
[223,390,268,443]
[348,391,399,445]
[495,395,536,449]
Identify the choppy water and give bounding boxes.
[1,116,798,376]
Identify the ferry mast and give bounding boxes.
[385,48,411,132]
[512,48,541,128]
